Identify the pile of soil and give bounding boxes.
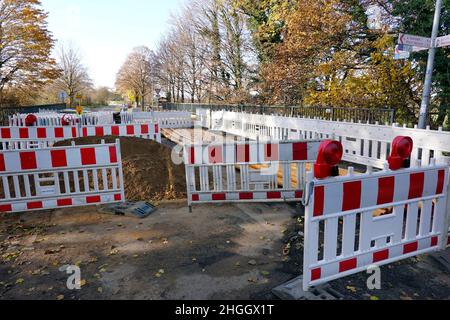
[55,137,187,202]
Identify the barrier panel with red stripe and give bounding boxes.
[0,126,78,141]
[184,140,321,208]
[81,123,161,143]
[0,123,162,151]
[0,140,125,214]
[302,161,450,290]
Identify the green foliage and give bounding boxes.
[390,0,450,128]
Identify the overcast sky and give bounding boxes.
[42,0,186,88]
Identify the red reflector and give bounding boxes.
[403,242,418,254]
[339,258,357,273]
[212,193,226,201]
[373,249,389,263]
[27,202,43,210]
[311,268,321,281]
[239,192,253,200]
[57,199,73,207]
[0,204,12,213]
[430,236,438,247]
[267,192,281,199]
[86,196,101,204]
[314,186,325,217]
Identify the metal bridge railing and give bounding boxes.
[162,103,396,125]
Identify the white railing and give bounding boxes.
[210,111,450,169]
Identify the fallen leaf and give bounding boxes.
[56,295,64,300]
[15,278,24,285]
[248,260,257,266]
[346,286,357,293]
[97,287,103,293]
[370,296,380,301]
[261,271,270,276]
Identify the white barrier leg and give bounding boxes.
[441,170,450,250]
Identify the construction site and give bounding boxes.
[0,108,449,301]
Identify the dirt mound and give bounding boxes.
[55,137,186,202]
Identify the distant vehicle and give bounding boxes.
[61,108,92,114]
[61,109,78,114]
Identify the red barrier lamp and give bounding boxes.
[25,114,37,127]
[61,114,73,126]
[314,140,343,179]
[388,136,413,170]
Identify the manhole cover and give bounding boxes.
[99,201,157,219]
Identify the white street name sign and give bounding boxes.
[398,33,432,49]
[436,35,450,48]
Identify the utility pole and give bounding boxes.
[418,0,442,129]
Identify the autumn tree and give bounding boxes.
[51,43,92,107]
[306,35,419,124]
[232,0,289,63]
[156,0,256,104]
[116,46,157,110]
[0,0,59,106]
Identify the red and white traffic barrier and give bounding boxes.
[9,113,79,127]
[0,140,125,214]
[185,140,321,165]
[302,137,450,291]
[191,190,304,204]
[184,140,320,208]
[81,123,161,143]
[0,126,78,140]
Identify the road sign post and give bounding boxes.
[418,0,443,129]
